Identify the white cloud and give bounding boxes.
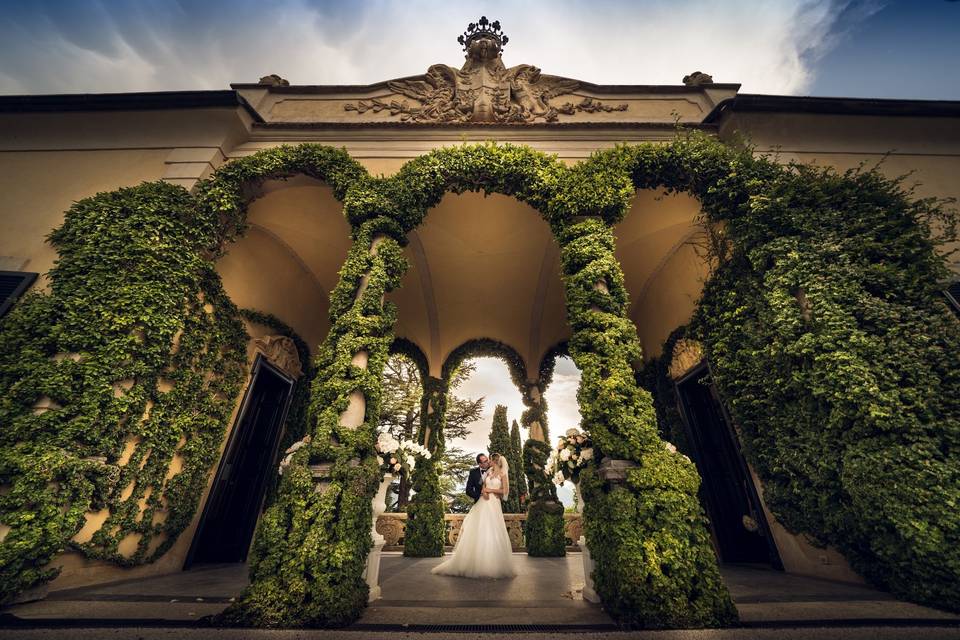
[451,355,583,454]
[0,0,874,95]
[448,355,583,506]
[451,357,526,457]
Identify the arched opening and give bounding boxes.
[7,138,954,629]
[543,354,584,509]
[616,189,785,573]
[186,177,352,569]
[367,191,608,625]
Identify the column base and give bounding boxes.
[579,535,600,603]
[364,540,386,602]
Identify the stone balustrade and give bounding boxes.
[376,512,584,552]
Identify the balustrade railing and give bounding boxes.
[375,512,583,552]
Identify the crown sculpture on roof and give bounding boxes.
[345,17,627,123]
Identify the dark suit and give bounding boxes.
[466,466,487,502]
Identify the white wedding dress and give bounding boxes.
[431,473,517,579]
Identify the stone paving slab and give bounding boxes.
[737,600,960,623]
[360,604,614,625]
[3,626,960,640]
[2,553,959,630]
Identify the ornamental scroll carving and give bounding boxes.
[254,335,303,379]
[345,17,627,124]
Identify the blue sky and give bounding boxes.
[1,0,958,99]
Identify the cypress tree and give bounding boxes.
[488,405,520,512]
[510,419,528,512]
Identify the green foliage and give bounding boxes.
[522,438,564,556]
[376,350,424,510]
[687,163,960,614]
[524,499,566,557]
[193,143,367,253]
[488,405,520,512]
[510,420,528,510]
[6,133,957,628]
[403,376,447,557]
[438,445,475,507]
[628,136,960,617]
[441,338,527,388]
[555,208,735,626]
[523,439,559,503]
[0,182,248,603]
[635,325,694,455]
[222,219,404,626]
[579,464,738,628]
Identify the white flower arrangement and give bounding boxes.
[375,431,431,477]
[545,427,594,485]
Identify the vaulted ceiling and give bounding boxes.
[217,180,709,377]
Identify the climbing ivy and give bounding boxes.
[3,135,957,629]
[194,144,366,254]
[523,439,566,557]
[0,182,248,602]
[403,375,448,557]
[441,337,528,387]
[636,325,695,455]
[686,161,960,614]
[223,219,407,626]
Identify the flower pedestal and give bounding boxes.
[574,482,600,603]
[364,473,393,602]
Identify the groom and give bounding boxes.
[465,453,491,502]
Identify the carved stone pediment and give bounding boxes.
[344,16,627,124]
[254,335,303,379]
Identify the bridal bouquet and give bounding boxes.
[544,428,593,485]
[376,431,431,477]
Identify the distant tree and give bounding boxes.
[510,419,528,512]
[438,445,475,506]
[444,361,483,442]
[447,493,475,514]
[378,354,423,509]
[440,362,483,510]
[378,356,483,510]
[488,405,521,512]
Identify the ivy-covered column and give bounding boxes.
[404,375,447,556]
[557,216,737,628]
[224,221,407,627]
[521,380,565,556]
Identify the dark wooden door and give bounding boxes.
[187,359,292,565]
[676,368,779,566]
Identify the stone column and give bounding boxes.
[524,382,547,443]
[521,378,566,556]
[556,216,735,627]
[230,225,410,627]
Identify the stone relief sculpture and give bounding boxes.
[253,335,303,379]
[682,71,714,86]
[345,17,627,123]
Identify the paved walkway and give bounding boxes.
[2,552,958,635]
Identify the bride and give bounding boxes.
[431,452,517,579]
